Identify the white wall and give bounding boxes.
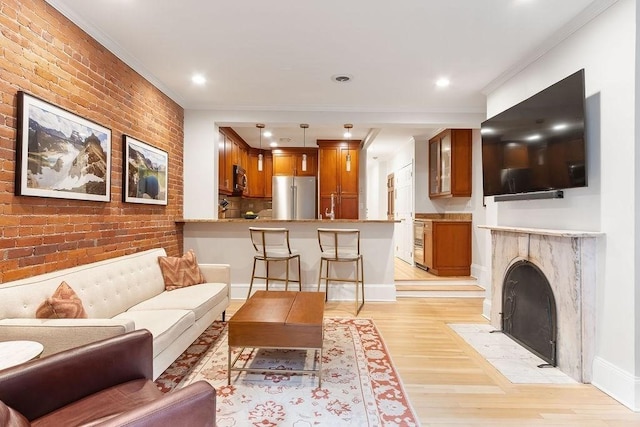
[183,111,219,219]
[484,0,638,409]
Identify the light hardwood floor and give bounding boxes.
[226,296,640,426]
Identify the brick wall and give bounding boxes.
[0,0,184,283]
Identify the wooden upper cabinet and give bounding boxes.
[247,151,264,197]
[264,154,273,198]
[428,129,472,198]
[219,127,253,195]
[218,130,233,194]
[272,148,317,176]
[317,140,359,219]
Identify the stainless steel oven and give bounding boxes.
[414,220,425,269]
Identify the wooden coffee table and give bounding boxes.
[228,291,325,386]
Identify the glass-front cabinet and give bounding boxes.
[428,129,472,198]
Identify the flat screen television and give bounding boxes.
[481,69,587,198]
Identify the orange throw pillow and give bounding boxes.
[36,281,88,319]
[158,249,206,291]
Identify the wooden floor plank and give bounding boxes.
[225,297,640,426]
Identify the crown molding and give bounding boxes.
[44,0,185,106]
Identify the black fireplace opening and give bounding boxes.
[501,260,557,366]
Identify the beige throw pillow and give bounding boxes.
[36,281,88,319]
[158,249,206,291]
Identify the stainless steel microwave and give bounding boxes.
[233,165,247,193]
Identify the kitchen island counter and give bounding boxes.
[177,218,397,223]
[181,219,397,301]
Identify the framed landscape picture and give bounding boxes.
[16,91,111,202]
[123,135,168,205]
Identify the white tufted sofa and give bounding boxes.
[0,248,230,379]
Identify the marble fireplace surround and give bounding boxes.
[479,226,602,383]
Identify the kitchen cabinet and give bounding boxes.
[272,148,317,177]
[264,155,273,198]
[417,219,471,276]
[429,129,472,198]
[247,151,266,197]
[219,127,251,196]
[218,129,233,194]
[318,140,359,219]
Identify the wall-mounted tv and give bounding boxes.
[481,69,587,199]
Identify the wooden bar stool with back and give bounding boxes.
[317,228,364,315]
[247,227,302,298]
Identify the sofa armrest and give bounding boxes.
[96,381,216,427]
[199,263,230,289]
[0,318,135,357]
[0,330,153,421]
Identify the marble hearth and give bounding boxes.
[479,226,602,383]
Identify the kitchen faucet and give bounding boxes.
[325,193,335,220]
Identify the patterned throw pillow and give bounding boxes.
[36,281,88,319]
[158,249,206,291]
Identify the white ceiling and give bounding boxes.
[44,0,613,160]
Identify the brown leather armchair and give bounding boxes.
[0,330,216,426]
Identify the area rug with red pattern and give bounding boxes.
[156,318,419,426]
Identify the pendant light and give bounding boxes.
[344,123,353,172]
[256,123,265,172]
[300,123,309,172]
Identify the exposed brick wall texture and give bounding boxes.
[0,0,184,283]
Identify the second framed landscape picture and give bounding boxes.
[123,135,168,205]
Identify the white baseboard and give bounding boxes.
[591,356,640,411]
[230,283,396,302]
[482,298,491,321]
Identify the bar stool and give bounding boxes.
[247,227,301,298]
[317,228,364,315]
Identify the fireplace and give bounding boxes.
[480,225,601,383]
[502,260,557,366]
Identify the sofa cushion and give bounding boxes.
[127,283,228,321]
[35,281,87,319]
[113,309,195,358]
[31,379,161,427]
[158,250,206,291]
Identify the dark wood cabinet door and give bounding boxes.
[339,195,359,219]
[272,152,296,176]
[319,147,339,196]
[264,155,273,198]
[296,152,317,176]
[428,129,472,198]
[247,153,264,197]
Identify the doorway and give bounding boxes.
[394,162,413,264]
[387,173,394,221]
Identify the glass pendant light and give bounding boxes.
[344,123,353,172]
[300,123,309,172]
[256,123,265,172]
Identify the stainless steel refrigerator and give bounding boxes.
[272,176,317,219]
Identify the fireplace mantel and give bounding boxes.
[481,225,601,383]
[478,225,603,238]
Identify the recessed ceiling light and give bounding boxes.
[552,123,568,131]
[264,131,272,138]
[191,74,206,85]
[270,142,278,147]
[332,74,353,83]
[526,134,541,141]
[436,77,450,88]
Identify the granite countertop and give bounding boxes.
[177,218,399,224]
[414,213,472,222]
